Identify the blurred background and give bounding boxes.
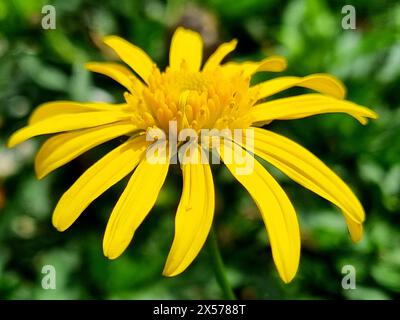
[0,0,399,299]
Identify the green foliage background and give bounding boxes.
[0,0,399,299]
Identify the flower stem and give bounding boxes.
[208,226,236,300]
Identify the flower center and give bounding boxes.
[125,63,257,135]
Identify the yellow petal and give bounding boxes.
[169,27,203,71]
[52,136,147,232]
[203,39,237,71]
[346,219,363,242]
[245,128,365,240]
[103,145,170,259]
[29,101,126,124]
[251,93,378,126]
[85,62,144,94]
[163,146,214,277]
[253,56,288,72]
[251,74,346,100]
[222,56,287,77]
[103,35,154,83]
[35,121,138,179]
[217,139,300,283]
[8,111,130,148]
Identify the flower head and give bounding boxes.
[8,27,377,283]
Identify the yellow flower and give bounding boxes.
[8,27,377,283]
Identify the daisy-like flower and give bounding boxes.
[8,27,377,283]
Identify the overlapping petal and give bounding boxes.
[222,56,287,77]
[85,62,144,94]
[250,93,378,126]
[103,144,170,259]
[8,110,131,148]
[52,136,147,232]
[35,121,138,179]
[250,74,346,100]
[163,145,214,277]
[29,101,127,124]
[217,139,300,283]
[236,128,365,241]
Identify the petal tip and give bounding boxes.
[162,257,185,277]
[52,219,67,232]
[84,62,96,71]
[259,56,288,72]
[34,158,46,180]
[176,26,199,35]
[102,35,116,44]
[36,172,46,180]
[370,110,379,119]
[321,73,347,99]
[52,209,71,232]
[102,237,128,260]
[7,133,19,148]
[281,273,295,284]
[278,264,298,284]
[230,38,238,46]
[103,249,120,260]
[173,26,203,45]
[102,35,125,50]
[7,139,15,149]
[349,222,364,243]
[162,266,180,278]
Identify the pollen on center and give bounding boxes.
[124,62,257,134]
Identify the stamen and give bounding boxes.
[125,64,257,133]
